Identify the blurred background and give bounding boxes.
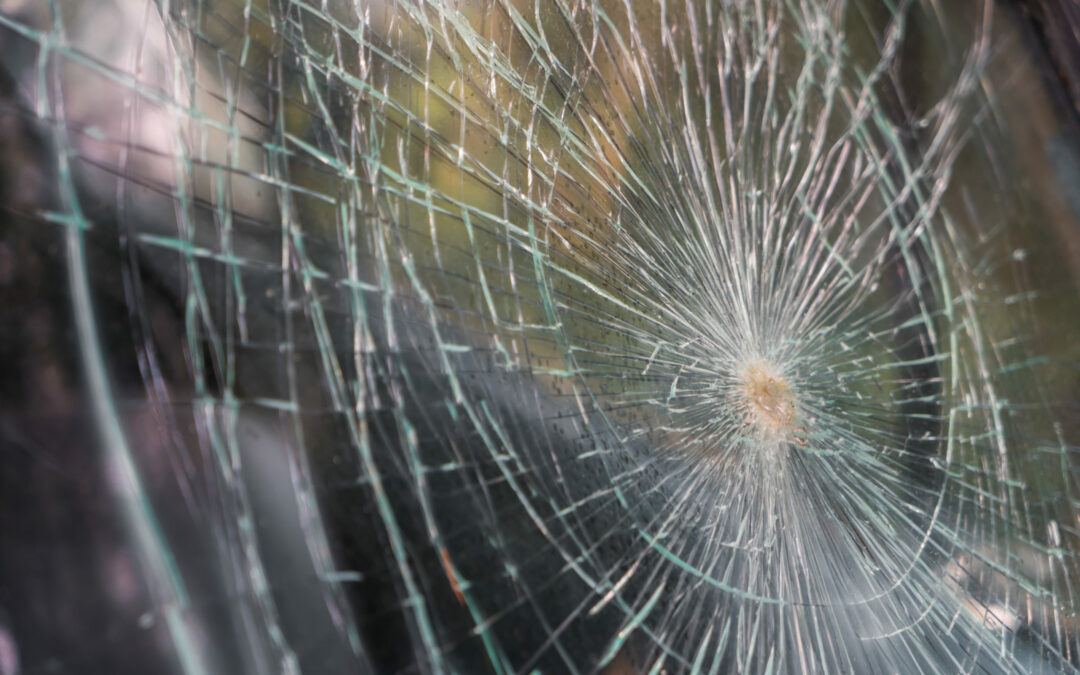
[1,0,1079,673]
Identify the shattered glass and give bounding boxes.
[1,0,1079,672]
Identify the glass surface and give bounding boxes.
[1,0,1079,672]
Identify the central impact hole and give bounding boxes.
[738,363,800,444]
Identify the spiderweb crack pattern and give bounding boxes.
[1,0,1080,673]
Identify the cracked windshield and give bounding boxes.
[1,0,1080,673]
